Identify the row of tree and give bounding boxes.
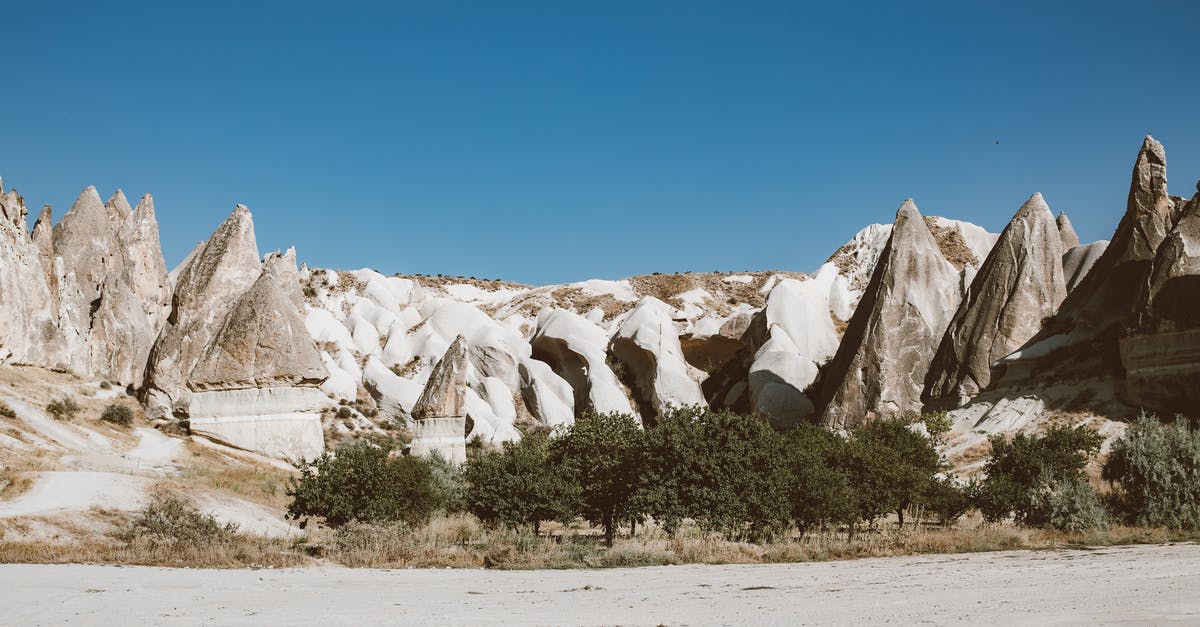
[287,408,1200,544]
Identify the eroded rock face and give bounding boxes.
[1057,212,1080,251]
[0,183,61,367]
[1120,188,1200,412]
[818,200,963,430]
[412,335,468,420]
[995,136,1177,381]
[530,309,633,416]
[1063,240,1109,293]
[122,194,172,332]
[142,205,262,416]
[924,193,1067,404]
[410,336,469,463]
[189,250,326,390]
[609,297,704,423]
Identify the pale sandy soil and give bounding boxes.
[3,543,1199,625]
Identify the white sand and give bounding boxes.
[3,543,1199,625]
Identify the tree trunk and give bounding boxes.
[534,520,540,536]
[604,514,615,547]
[897,508,905,528]
[630,519,637,538]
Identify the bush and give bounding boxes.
[287,440,439,528]
[779,423,856,534]
[1043,479,1108,532]
[924,476,971,526]
[45,396,80,421]
[846,418,942,527]
[463,431,577,533]
[119,493,239,546]
[1103,415,1200,529]
[974,424,1103,526]
[427,451,467,514]
[0,400,15,419]
[639,407,790,540]
[100,404,134,427]
[551,411,644,546]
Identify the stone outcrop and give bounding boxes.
[609,297,705,423]
[924,193,1067,404]
[530,308,634,416]
[818,200,963,429]
[1120,185,1200,413]
[143,205,262,417]
[1063,240,1108,293]
[1057,212,1080,250]
[994,136,1177,381]
[185,250,329,460]
[0,182,62,367]
[410,336,468,463]
[122,194,172,331]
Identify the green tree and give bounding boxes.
[462,431,577,533]
[551,411,644,546]
[639,407,790,540]
[287,440,439,528]
[974,424,1103,526]
[1103,415,1200,529]
[778,423,857,534]
[846,418,941,527]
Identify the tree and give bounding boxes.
[639,407,790,540]
[974,424,1103,526]
[846,418,941,527]
[551,411,644,546]
[779,422,857,534]
[287,440,439,528]
[462,431,577,533]
[1103,415,1200,529]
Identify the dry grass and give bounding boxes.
[0,468,32,500]
[3,508,1197,570]
[924,216,979,270]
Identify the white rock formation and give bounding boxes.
[530,308,634,416]
[609,297,705,421]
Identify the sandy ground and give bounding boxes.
[3,543,1199,625]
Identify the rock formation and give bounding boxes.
[818,200,963,429]
[530,309,634,416]
[410,336,468,463]
[1062,240,1108,293]
[0,182,61,367]
[1120,184,1200,413]
[994,136,1177,382]
[924,193,1067,405]
[1057,212,1080,250]
[142,205,262,417]
[609,297,705,423]
[186,250,329,460]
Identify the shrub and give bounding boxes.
[640,407,791,540]
[551,411,644,546]
[1103,415,1200,529]
[974,424,1102,526]
[427,451,467,514]
[1043,479,1108,532]
[119,493,239,546]
[45,396,80,421]
[779,423,856,534]
[463,430,577,533]
[846,418,942,527]
[100,403,134,427]
[0,400,15,419]
[287,440,439,528]
[924,476,972,526]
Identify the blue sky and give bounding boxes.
[2,1,1198,284]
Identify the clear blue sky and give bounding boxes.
[2,1,1198,285]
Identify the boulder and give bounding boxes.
[924,193,1067,404]
[818,200,963,429]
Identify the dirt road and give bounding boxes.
[4,543,1198,625]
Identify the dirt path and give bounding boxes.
[4,543,1198,625]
